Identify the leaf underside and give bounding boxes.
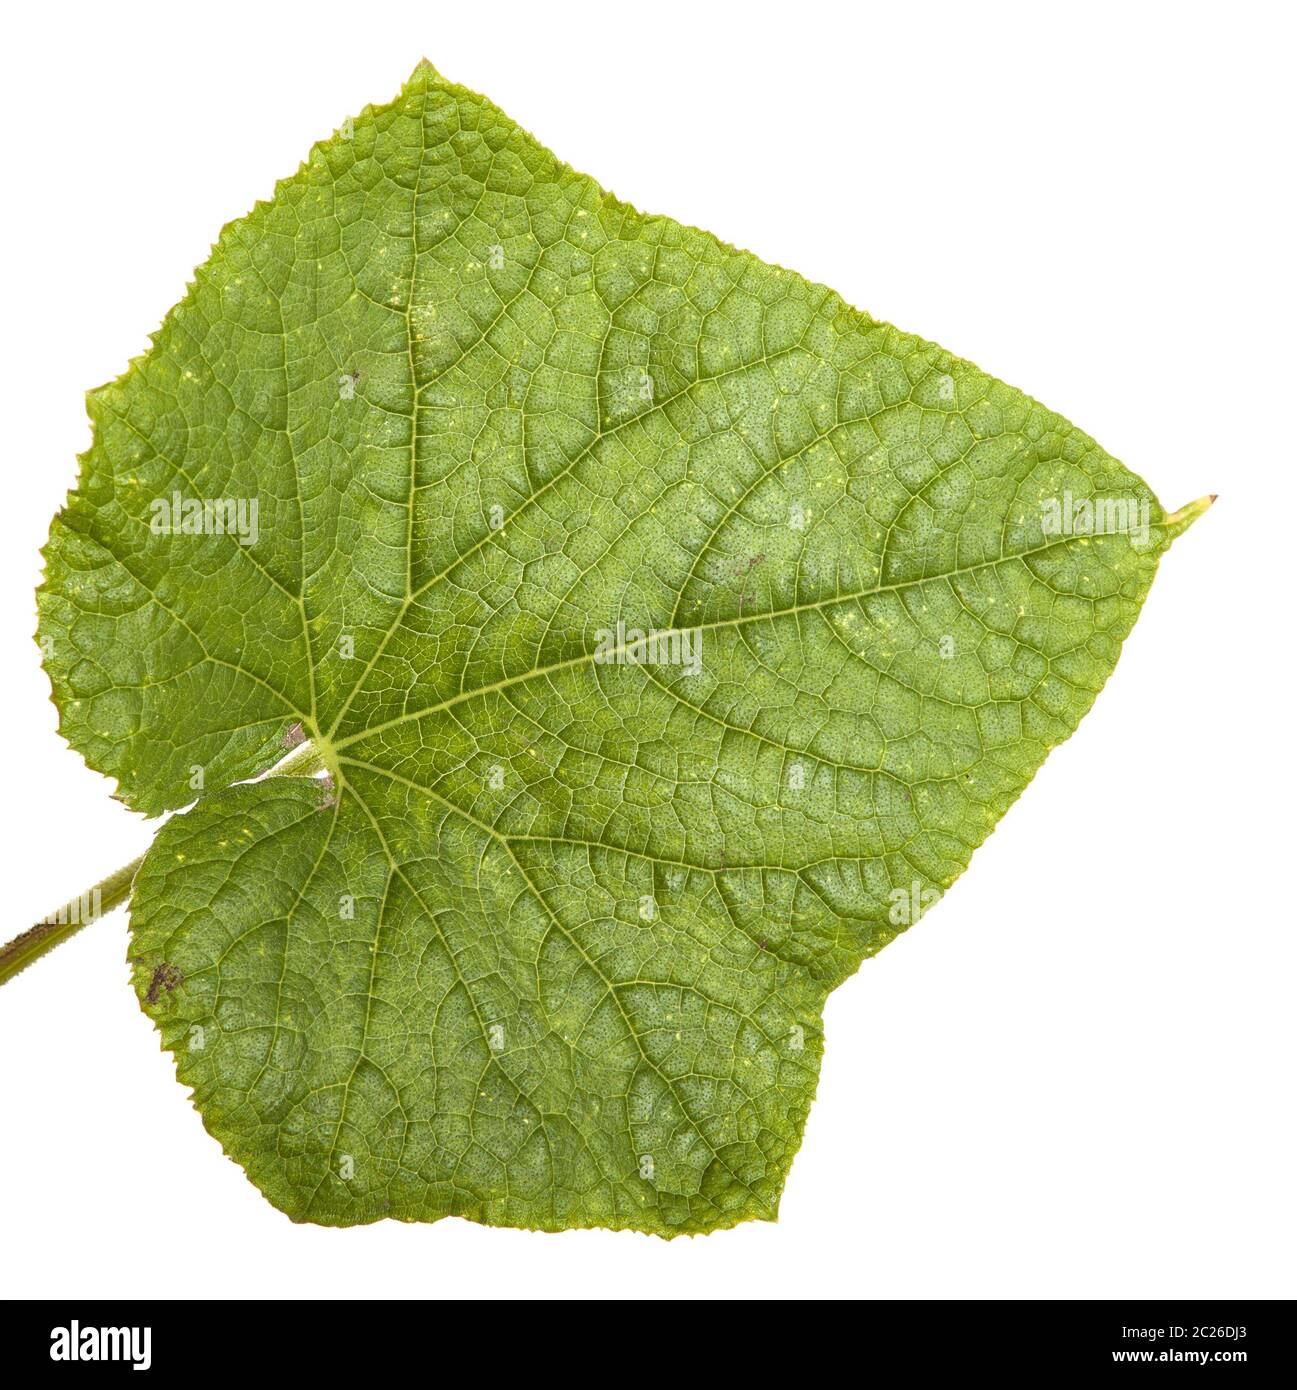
[38,62,1197,1234]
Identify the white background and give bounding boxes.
[1,0,1292,1300]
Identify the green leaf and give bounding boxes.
[37,61,1207,1234]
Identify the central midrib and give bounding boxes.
[331,526,1147,753]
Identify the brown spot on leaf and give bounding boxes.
[145,962,183,1004]
[736,552,766,615]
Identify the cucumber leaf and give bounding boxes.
[37,62,1207,1233]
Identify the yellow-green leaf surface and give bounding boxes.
[37,62,1205,1233]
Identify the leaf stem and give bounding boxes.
[0,740,331,990]
[0,855,146,988]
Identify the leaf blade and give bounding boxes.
[42,63,1196,1231]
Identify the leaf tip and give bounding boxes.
[1161,492,1216,540]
